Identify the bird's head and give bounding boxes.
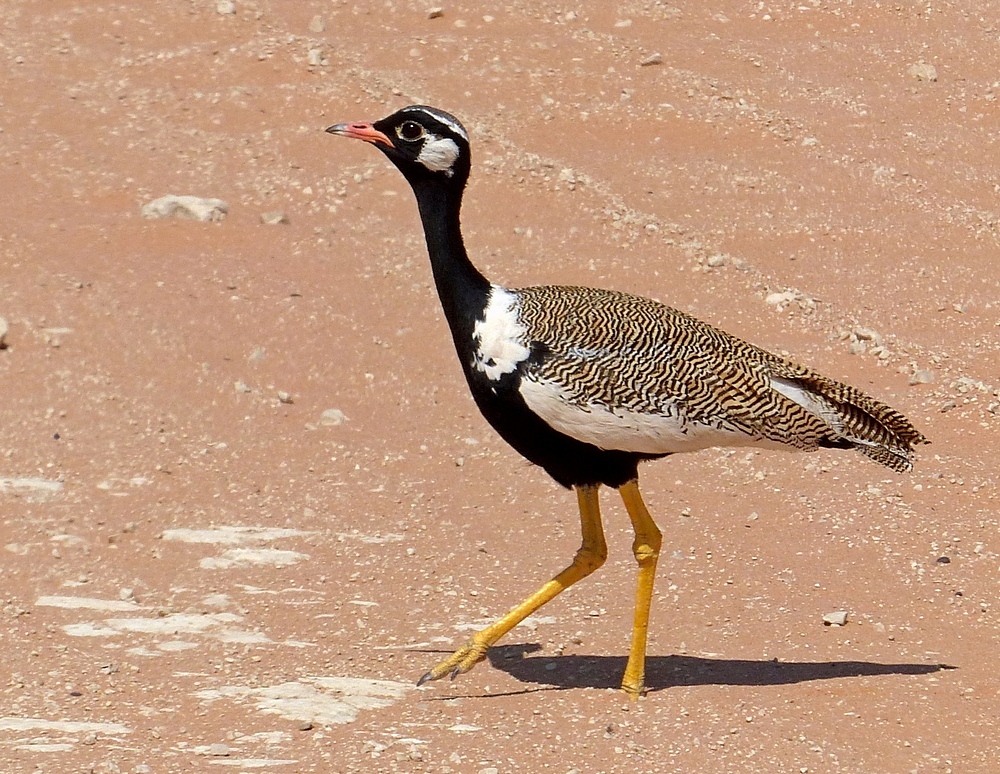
[326,105,471,186]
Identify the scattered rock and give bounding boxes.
[706,253,728,268]
[307,48,325,67]
[277,390,293,404]
[119,587,135,601]
[260,210,289,225]
[907,62,938,82]
[558,167,577,190]
[908,368,934,385]
[298,720,314,731]
[207,743,231,757]
[852,326,883,347]
[215,0,236,15]
[764,289,815,312]
[0,315,8,349]
[640,53,663,67]
[936,556,951,564]
[308,15,326,33]
[427,7,444,19]
[234,380,252,393]
[320,408,347,426]
[822,611,848,627]
[0,477,64,501]
[141,195,228,223]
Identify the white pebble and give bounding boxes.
[141,195,228,223]
[320,408,347,426]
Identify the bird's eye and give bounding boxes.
[397,121,425,142]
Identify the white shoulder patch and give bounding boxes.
[472,286,530,381]
[417,135,460,176]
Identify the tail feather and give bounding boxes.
[769,366,928,472]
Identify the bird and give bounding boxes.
[325,105,927,698]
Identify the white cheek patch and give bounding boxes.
[416,136,460,176]
[472,286,530,381]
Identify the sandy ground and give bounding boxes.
[1,1,999,771]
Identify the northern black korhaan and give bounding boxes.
[326,105,927,698]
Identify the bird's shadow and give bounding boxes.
[472,643,953,693]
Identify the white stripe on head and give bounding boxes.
[413,106,469,142]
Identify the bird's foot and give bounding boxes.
[620,677,647,701]
[417,640,489,687]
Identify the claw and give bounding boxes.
[416,670,435,687]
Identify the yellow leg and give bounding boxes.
[418,484,608,687]
[618,478,662,699]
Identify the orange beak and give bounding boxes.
[325,122,394,148]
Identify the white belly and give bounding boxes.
[519,376,788,455]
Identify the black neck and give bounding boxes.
[410,177,492,343]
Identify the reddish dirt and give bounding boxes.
[1,1,998,772]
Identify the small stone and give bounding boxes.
[428,7,444,19]
[207,743,230,757]
[936,556,951,564]
[0,316,8,349]
[119,587,135,601]
[141,195,228,223]
[308,15,326,32]
[706,254,728,268]
[216,0,236,14]
[320,408,347,426]
[260,210,289,225]
[307,48,324,67]
[277,390,293,404]
[135,766,152,774]
[852,327,883,347]
[82,732,98,745]
[298,720,314,731]
[640,52,663,67]
[908,369,934,385]
[234,380,252,393]
[822,611,848,627]
[907,62,938,82]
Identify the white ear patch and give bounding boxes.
[416,135,460,176]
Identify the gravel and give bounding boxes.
[141,195,229,223]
